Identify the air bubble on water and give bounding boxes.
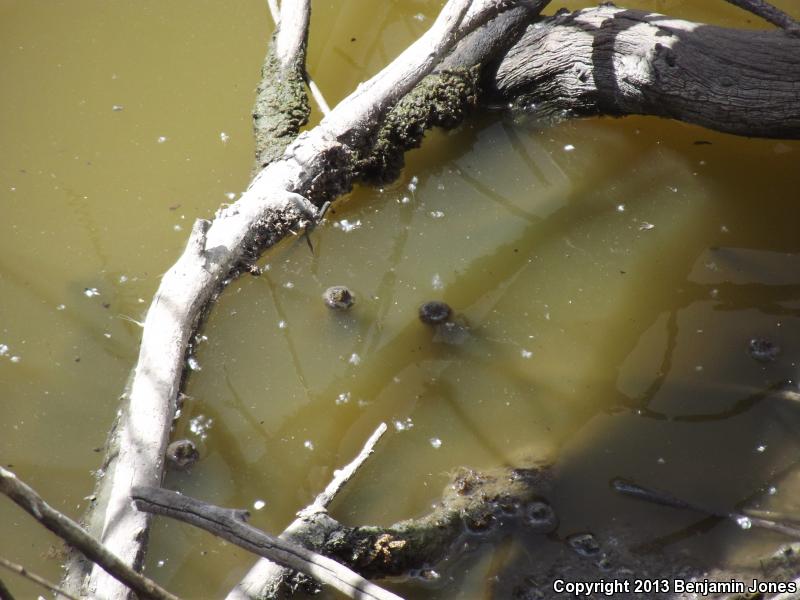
[303,440,315,451]
[278,320,287,329]
[103,333,112,339]
[173,224,182,231]
[118,275,128,283]
[768,486,778,495]
[10,356,21,363]
[84,288,100,297]
[616,204,625,212]
[187,356,201,371]
[334,219,362,232]
[157,136,167,143]
[668,186,678,193]
[335,392,351,405]
[756,444,767,453]
[437,182,445,191]
[220,132,230,144]
[408,176,418,192]
[253,499,266,510]
[736,516,752,530]
[639,222,655,231]
[400,195,411,204]
[0,344,8,356]
[431,273,443,290]
[112,104,124,111]
[429,210,445,219]
[157,560,165,568]
[348,353,361,366]
[283,281,294,289]
[56,304,66,310]
[429,437,442,449]
[393,417,414,432]
[413,12,425,21]
[189,415,213,440]
[225,192,236,201]
[564,144,575,152]
[521,349,533,359]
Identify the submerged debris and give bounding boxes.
[166,439,199,470]
[748,337,781,362]
[323,286,356,310]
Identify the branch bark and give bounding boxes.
[130,487,402,600]
[490,6,800,138]
[723,0,800,33]
[0,468,178,600]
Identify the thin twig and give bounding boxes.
[302,422,388,515]
[723,0,800,33]
[0,556,77,600]
[229,422,389,599]
[132,486,403,600]
[612,478,800,539]
[0,467,180,600]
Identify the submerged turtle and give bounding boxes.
[418,300,452,325]
[166,439,199,470]
[323,285,355,310]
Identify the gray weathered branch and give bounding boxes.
[723,0,800,33]
[491,6,800,138]
[228,423,388,600]
[0,556,79,600]
[0,467,178,600]
[130,486,402,600]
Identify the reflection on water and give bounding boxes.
[1,1,800,598]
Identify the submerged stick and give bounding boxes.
[612,478,800,539]
[131,486,402,600]
[0,467,179,600]
[0,556,78,600]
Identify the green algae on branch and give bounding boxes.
[252,45,310,172]
[356,67,480,184]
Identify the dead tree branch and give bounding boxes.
[0,467,178,600]
[131,486,402,600]
[0,556,78,600]
[229,423,388,600]
[723,0,800,33]
[491,6,800,138]
[72,2,525,598]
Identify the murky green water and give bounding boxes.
[2,1,799,598]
